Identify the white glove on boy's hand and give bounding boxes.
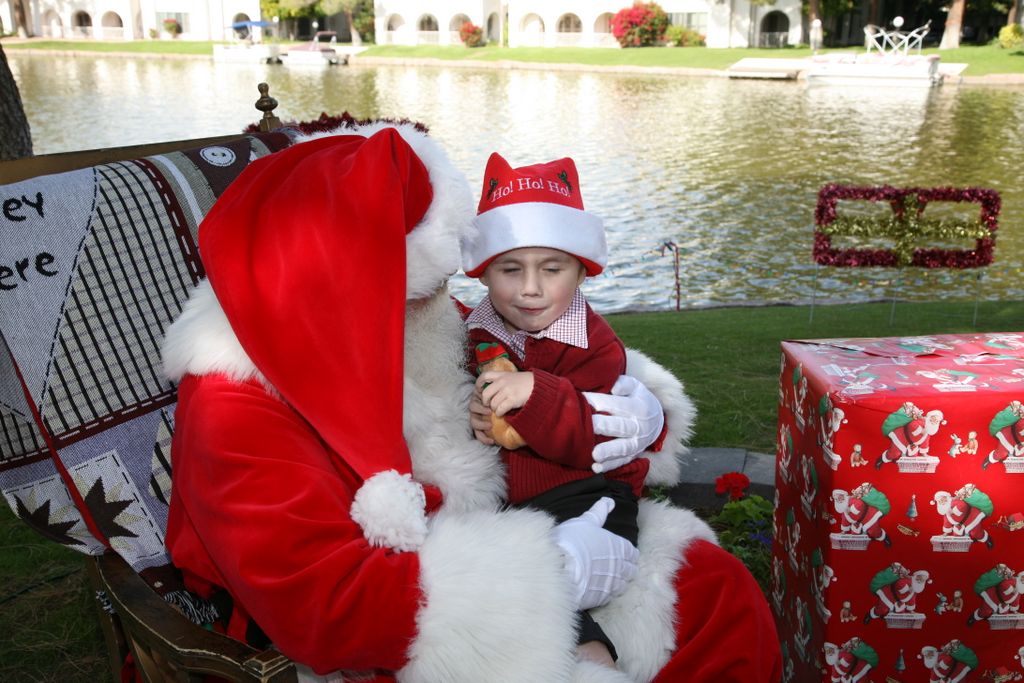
[584,375,665,473]
[551,497,639,611]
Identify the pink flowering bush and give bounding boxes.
[611,2,669,47]
[460,21,484,47]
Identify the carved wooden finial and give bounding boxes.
[255,82,283,132]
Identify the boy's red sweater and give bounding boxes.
[467,306,649,503]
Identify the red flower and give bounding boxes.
[715,472,750,500]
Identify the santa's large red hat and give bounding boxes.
[193,124,474,551]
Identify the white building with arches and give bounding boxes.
[375,0,803,49]
[1,0,261,41]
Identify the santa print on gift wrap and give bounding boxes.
[930,483,995,552]
[771,555,786,616]
[863,561,931,628]
[811,547,836,623]
[793,597,814,662]
[968,564,1024,629]
[919,639,979,682]
[784,508,803,572]
[823,637,878,683]
[813,184,1000,269]
[778,423,794,485]
[830,482,892,550]
[792,363,810,432]
[799,454,819,520]
[818,393,846,471]
[982,400,1024,472]
[875,401,946,472]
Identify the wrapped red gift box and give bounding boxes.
[772,332,1024,682]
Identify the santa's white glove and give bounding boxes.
[551,497,639,611]
[584,375,665,473]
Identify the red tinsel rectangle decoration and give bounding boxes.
[813,184,1000,269]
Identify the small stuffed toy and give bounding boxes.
[474,343,527,450]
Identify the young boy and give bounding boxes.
[461,152,650,666]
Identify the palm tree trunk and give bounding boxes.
[14,0,34,38]
[0,43,33,160]
[940,0,965,49]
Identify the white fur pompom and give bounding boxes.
[350,470,428,552]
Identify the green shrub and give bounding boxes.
[710,494,773,594]
[459,21,484,47]
[162,18,182,36]
[998,23,1024,49]
[664,24,705,47]
[611,2,669,48]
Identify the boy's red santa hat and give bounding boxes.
[171,125,474,552]
[461,152,607,277]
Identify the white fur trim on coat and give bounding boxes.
[591,500,717,683]
[625,348,696,488]
[162,278,263,384]
[399,508,578,683]
[299,123,476,302]
[350,470,429,552]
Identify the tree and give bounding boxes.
[12,0,34,38]
[940,0,966,48]
[319,0,362,44]
[0,43,33,161]
[1009,0,1022,26]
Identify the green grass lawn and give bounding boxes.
[358,43,1024,76]
[2,39,223,55]
[5,39,1023,76]
[2,299,1022,680]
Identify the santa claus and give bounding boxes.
[824,638,877,683]
[968,564,1024,626]
[933,484,994,548]
[919,640,977,683]
[983,400,1024,469]
[876,402,944,468]
[161,125,781,681]
[832,483,891,546]
[864,563,930,623]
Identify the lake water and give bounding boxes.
[9,53,1024,313]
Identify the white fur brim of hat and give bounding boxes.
[462,202,607,277]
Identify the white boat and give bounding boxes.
[213,43,282,64]
[805,18,943,88]
[283,32,344,66]
[805,52,941,87]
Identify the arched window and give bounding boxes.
[486,12,499,42]
[594,13,614,33]
[449,13,470,31]
[761,11,789,33]
[387,14,405,31]
[557,14,581,33]
[520,13,544,33]
[418,15,438,32]
[72,11,93,37]
[760,11,790,47]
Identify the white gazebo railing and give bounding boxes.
[864,18,931,56]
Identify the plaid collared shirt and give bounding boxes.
[466,289,589,361]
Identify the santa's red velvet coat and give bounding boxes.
[162,123,782,682]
